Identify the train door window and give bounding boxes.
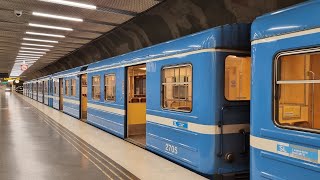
[44,81,48,94]
[65,80,70,96]
[92,76,101,100]
[54,80,59,95]
[162,64,192,112]
[275,52,320,131]
[105,74,116,101]
[71,79,76,96]
[224,55,251,101]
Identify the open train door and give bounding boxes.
[59,78,63,111]
[126,64,147,147]
[80,73,88,121]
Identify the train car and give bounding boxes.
[48,78,54,107]
[39,76,51,106]
[250,1,320,179]
[23,23,251,177]
[82,23,251,176]
[51,67,82,118]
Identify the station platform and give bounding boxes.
[0,90,206,180]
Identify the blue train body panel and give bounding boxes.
[87,67,125,138]
[251,1,320,179]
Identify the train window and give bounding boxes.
[275,52,320,131]
[71,79,76,96]
[92,76,101,100]
[33,83,37,92]
[224,55,251,101]
[162,64,192,112]
[44,81,48,94]
[54,81,59,95]
[65,80,70,96]
[39,82,43,93]
[104,74,116,101]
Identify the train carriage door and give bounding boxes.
[80,74,88,121]
[126,64,147,147]
[59,78,63,110]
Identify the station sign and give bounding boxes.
[21,64,28,71]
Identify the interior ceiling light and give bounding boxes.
[29,23,73,31]
[26,31,65,38]
[38,0,96,10]
[18,53,43,57]
[21,43,54,47]
[23,38,59,43]
[19,50,46,54]
[21,47,50,51]
[32,12,83,22]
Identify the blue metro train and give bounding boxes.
[23,1,320,179]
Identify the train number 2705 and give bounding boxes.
[165,143,178,154]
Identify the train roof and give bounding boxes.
[44,23,249,78]
[251,1,320,41]
[87,23,250,70]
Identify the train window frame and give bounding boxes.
[274,47,320,134]
[104,74,116,102]
[71,79,76,97]
[161,63,193,113]
[92,75,101,101]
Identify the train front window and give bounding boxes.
[275,52,320,131]
[105,74,116,102]
[162,64,192,112]
[224,55,251,101]
[71,79,76,96]
[92,76,100,100]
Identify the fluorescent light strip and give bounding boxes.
[32,12,83,22]
[38,0,96,10]
[18,53,43,57]
[23,38,58,43]
[17,57,41,59]
[19,50,46,54]
[16,58,40,60]
[26,31,65,38]
[29,23,73,31]
[21,43,54,47]
[17,56,41,59]
[21,47,50,51]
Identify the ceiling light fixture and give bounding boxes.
[29,23,73,31]
[20,47,50,51]
[21,43,54,48]
[23,38,59,43]
[16,56,41,58]
[16,57,40,60]
[26,31,65,38]
[19,50,46,54]
[38,0,96,10]
[18,53,44,57]
[32,12,83,22]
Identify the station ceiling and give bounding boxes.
[0,0,161,77]
[0,0,305,80]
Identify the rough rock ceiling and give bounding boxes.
[0,0,161,76]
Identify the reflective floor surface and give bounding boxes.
[1,91,206,180]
